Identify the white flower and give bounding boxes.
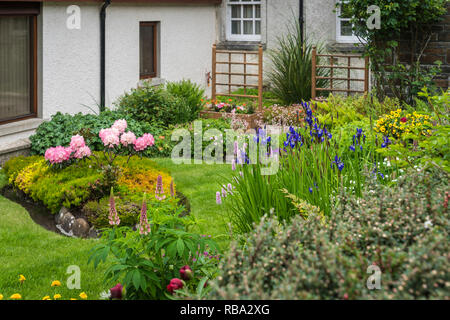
[424,220,433,229]
[99,290,111,300]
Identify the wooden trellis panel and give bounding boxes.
[211,44,263,111]
[312,46,369,100]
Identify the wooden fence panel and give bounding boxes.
[211,44,263,111]
[312,46,369,100]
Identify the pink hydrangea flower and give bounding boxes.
[120,131,136,147]
[112,119,127,134]
[99,128,120,148]
[69,134,86,150]
[44,146,72,164]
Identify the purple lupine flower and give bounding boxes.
[155,175,166,200]
[231,159,236,171]
[216,192,222,205]
[139,193,151,235]
[227,183,233,194]
[108,187,120,226]
[221,187,227,198]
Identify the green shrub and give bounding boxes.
[267,20,329,104]
[2,155,42,184]
[89,200,220,300]
[29,110,163,156]
[115,83,194,127]
[210,169,449,299]
[166,79,205,121]
[154,118,232,159]
[314,94,401,130]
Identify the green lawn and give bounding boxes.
[0,159,233,300]
[154,158,234,249]
[0,188,110,300]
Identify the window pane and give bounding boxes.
[0,16,32,121]
[243,5,253,18]
[340,20,353,36]
[243,20,253,34]
[232,20,241,35]
[231,5,241,18]
[255,20,261,34]
[140,24,156,77]
[255,5,261,18]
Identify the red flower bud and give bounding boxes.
[167,278,184,294]
[400,117,408,123]
[179,265,194,281]
[110,283,123,300]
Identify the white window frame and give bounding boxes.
[336,0,359,43]
[226,0,262,42]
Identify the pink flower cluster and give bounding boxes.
[99,128,120,148]
[44,146,72,164]
[45,134,91,164]
[99,119,154,151]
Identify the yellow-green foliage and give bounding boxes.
[13,159,48,194]
[3,155,42,185]
[315,94,400,129]
[3,155,175,214]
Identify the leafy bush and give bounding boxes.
[267,20,329,104]
[1,155,42,185]
[166,79,205,121]
[210,169,449,299]
[89,199,220,300]
[314,94,401,129]
[115,83,197,127]
[153,118,232,159]
[30,110,162,156]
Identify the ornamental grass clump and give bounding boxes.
[210,169,449,300]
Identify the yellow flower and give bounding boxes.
[79,292,88,299]
[380,127,386,133]
[42,296,51,300]
[51,280,61,287]
[70,298,77,300]
[19,275,26,283]
[10,293,22,300]
[0,294,3,300]
[54,294,62,299]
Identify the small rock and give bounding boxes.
[72,218,90,238]
[60,212,75,233]
[88,227,99,239]
[55,207,70,225]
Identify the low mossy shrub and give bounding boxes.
[211,169,449,299]
[3,154,178,216]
